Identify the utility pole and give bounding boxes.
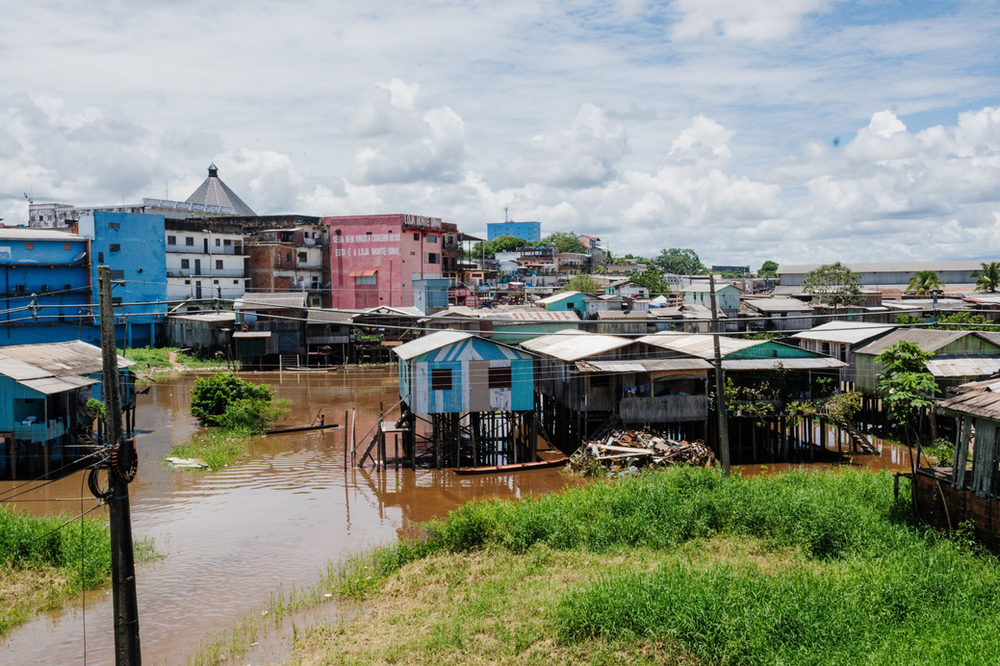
[99,266,142,666]
[709,271,731,476]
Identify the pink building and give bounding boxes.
[324,214,461,309]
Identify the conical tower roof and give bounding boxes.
[185,163,257,216]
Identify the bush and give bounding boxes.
[190,373,275,427]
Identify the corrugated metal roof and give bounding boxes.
[393,331,473,360]
[792,321,896,344]
[0,228,85,241]
[20,375,98,395]
[233,331,271,338]
[926,358,1000,378]
[520,330,635,361]
[491,309,580,322]
[594,310,653,320]
[637,333,763,359]
[168,312,237,323]
[536,291,580,305]
[575,358,712,373]
[722,358,846,370]
[937,381,1000,420]
[185,164,257,216]
[743,298,813,313]
[0,340,133,374]
[234,293,308,310]
[305,309,353,324]
[679,282,736,292]
[855,329,995,356]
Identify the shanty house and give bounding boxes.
[0,341,133,480]
[593,310,655,336]
[791,321,895,384]
[394,331,534,415]
[535,291,590,317]
[853,329,1000,394]
[488,308,579,345]
[741,298,813,332]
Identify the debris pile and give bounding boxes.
[569,428,714,476]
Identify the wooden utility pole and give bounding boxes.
[99,266,142,666]
[709,272,732,476]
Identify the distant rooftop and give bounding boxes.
[186,163,257,217]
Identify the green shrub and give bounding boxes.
[190,373,276,427]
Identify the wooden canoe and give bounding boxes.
[453,457,569,476]
[264,423,340,435]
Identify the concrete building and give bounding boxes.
[324,214,460,310]
[185,163,256,216]
[78,211,168,347]
[778,261,989,293]
[246,224,329,308]
[165,218,248,307]
[0,228,93,346]
[486,220,541,243]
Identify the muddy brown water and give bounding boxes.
[1,368,915,665]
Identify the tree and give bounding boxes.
[972,261,1000,293]
[561,274,599,293]
[632,267,670,294]
[876,341,937,456]
[541,231,585,254]
[656,248,706,275]
[190,373,289,432]
[905,270,943,295]
[758,260,779,278]
[801,262,862,306]
[467,235,528,260]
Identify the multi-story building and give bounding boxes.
[246,223,329,308]
[0,227,93,345]
[323,214,460,309]
[165,219,248,308]
[78,212,168,347]
[487,220,541,243]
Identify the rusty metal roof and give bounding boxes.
[938,380,1000,420]
[305,309,353,324]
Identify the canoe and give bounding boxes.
[264,423,340,435]
[453,457,569,476]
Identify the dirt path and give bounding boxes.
[168,351,183,368]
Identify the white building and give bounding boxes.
[165,222,248,307]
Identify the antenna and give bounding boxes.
[165,180,169,199]
[23,191,33,205]
[503,207,508,223]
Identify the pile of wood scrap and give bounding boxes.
[569,428,714,476]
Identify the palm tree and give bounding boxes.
[972,261,1000,293]
[905,270,943,295]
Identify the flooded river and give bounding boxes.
[1,368,578,665]
[1,367,916,665]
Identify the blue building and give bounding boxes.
[0,228,94,346]
[486,221,541,243]
[79,211,168,347]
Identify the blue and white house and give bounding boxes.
[394,331,534,415]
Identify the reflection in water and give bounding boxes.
[1,369,577,665]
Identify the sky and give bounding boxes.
[1,0,999,268]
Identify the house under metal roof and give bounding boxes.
[185,163,257,217]
[854,329,1000,356]
[0,340,132,395]
[743,298,812,313]
[637,332,762,359]
[937,379,1000,420]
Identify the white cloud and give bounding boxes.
[671,0,833,41]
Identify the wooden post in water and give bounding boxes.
[344,410,349,471]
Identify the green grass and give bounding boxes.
[121,346,229,374]
[1,505,112,635]
[166,427,257,471]
[289,468,1000,666]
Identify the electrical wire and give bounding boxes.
[0,449,108,502]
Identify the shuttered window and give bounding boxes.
[431,369,453,391]
[488,366,512,389]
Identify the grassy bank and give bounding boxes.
[286,468,1000,666]
[166,427,257,471]
[122,346,228,374]
[0,505,112,635]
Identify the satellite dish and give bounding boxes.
[74,252,86,261]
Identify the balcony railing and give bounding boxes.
[166,246,245,255]
[168,269,247,278]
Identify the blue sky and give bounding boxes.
[0,0,999,267]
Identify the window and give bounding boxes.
[426,234,438,243]
[414,233,420,241]
[98,252,104,263]
[215,238,221,246]
[431,368,453,391]
[184,280,191,285]
[355,275,376,286]
[298,252,307,262]
[488,366,512,389]
[167,235,177,245]
[112,297,122,306]
[216,260,223,270]
[213,280,219,284]
[185,237,194,246]
[108,222,120,229]
[223,239,232,246]
[64,243,71,250]
[233,280,239,285]
[110,269,125,280]
[181,259,190,269]
[26,243,33,250]
[427,253,440,264]
[286,252,292,263]
[110,244,121,252]
[14,285,25,295]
